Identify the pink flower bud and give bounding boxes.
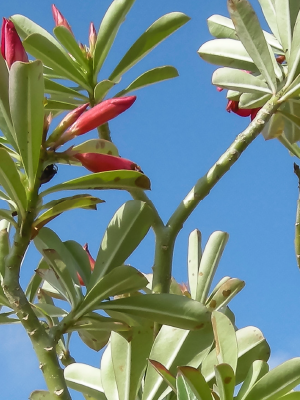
[74,152,142,173]
[51,4,73,34]
[77,243,95,286]
[89,22,97,55]
[1,18,28,69]
[226,100,260,121]
[47,103,89,147]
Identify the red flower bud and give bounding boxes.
[89,22,97,55]
[77,243,95,286]
[75,152,142,173]
[47,103,89,147]
[226,100,260,121]
[1,18,28,68]
[51,4,73,34]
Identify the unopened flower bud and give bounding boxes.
[1,18,28,68]
[51,4,73,34]
[89,22,97,55]
[74,152,142,173]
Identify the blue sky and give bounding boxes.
[1,0,300,398]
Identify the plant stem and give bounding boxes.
[147,94,281,295]
[97,122,112,141]
[2,156,71,400]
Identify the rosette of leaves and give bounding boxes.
[57,229,270,400]
[10,0,190,113]
[198,0,300,151]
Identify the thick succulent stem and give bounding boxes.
[2,156,71,400]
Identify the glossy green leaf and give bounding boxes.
[201,326,270,385]
[40,170,151,197]
[94,80,116,104]
[206,278,245,312]
[143,323,213,400]
[0,54,17,149]
[22,34,90,91]
[257,0,280,40]
[76,265,148,318]
[101,343,119,400]
[100,294,211,330]
[109,12,190,82]
[94,0,136,77]
[72,139,119,156]
[212,311,237,373]
[29,390,53,400]
[188,229,202,300]
[0,227,9,280]
[278,393,300,400]
[25,258,48,303]
[196,231,229,304]
[70,312,129,333]
[243,358,300,400]
[214,364,235,400]
[34,227,88,288]
[78,329,110,352]
[0,149,27,218]
[212,68,272,94]
[33,194,104,231]
[236,360,269,400]
[90,200,153,285]
[9,60,44,189]
[281,101,300,143]
[64,240,92,288]
[279,108,300,130]
[44,100,78,111]
[114,66,179,97]
[207,14,282,52]
[36,269,69,302]
[32,303,67,318]
[228,0,277,93]
[261,112,284,140]
[64,363,106,399]
[239,92,271,108]
[206,277,231,305]
[177,373,197,400]
[148,360,176,392]
[0,210,17,228]
[54,26,89,68]
[198,39,258,72]
[178,366,213,400]
[227,90,241,100]
[275,0,300,62]
[44,78,88,100]
[111,322,153,400]
[0,312,19,324]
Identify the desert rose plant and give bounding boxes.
[1,1,300,399]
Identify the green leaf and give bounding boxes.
[44,78,88,100]
[239,92,271,108]
[22,34,91,92]
[100,294,211,330]
[214,364,235,400]
[91,200,153,285]
[211,311,238,373]
[275,0,300,62]
[29,390,53,400]
[196,231,229,304]
[198,39,258,72]
[93,0,136,78]
[0,149,27,218]
[228,0,277,93]
[34,228,84,302]
[114,66,179,97]
[9,61,44,189]
[101,344,119,400]
[206,278,245,312]
[212,68,272,94]
[188,229,202,300]
[0,210,17,228]
[54,26,89,69]
[236,360,269,400]
[70,312,129,333]
[64,363,106,399]
[32,303,67,318]
[64,240,92,287]
[94,80,116,103]
[110,322,153,400]
[257,0,280,41]
[25,258,48,303]
[0,54,17,149]
[281,101,300,143]
[143,323,213,400]
[261,112,284,140]
[0,312,19,324]
[148,360,177,393]
[72,139,119,157]
[44,100,79,111]
[0,227,9,280]
[40,170,151,197]
[178,366,213,400]
[76,265,148,318]
[287,10,300,86]
[243,358,300,400]
[36,269,69,302]
[109,12,190,82]
[33,194,104,231]
[78,329,110,352]
[177,373,198,400]
[201,326,270,385]
[278,393,300,400]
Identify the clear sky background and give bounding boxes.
[1,1,299,399]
